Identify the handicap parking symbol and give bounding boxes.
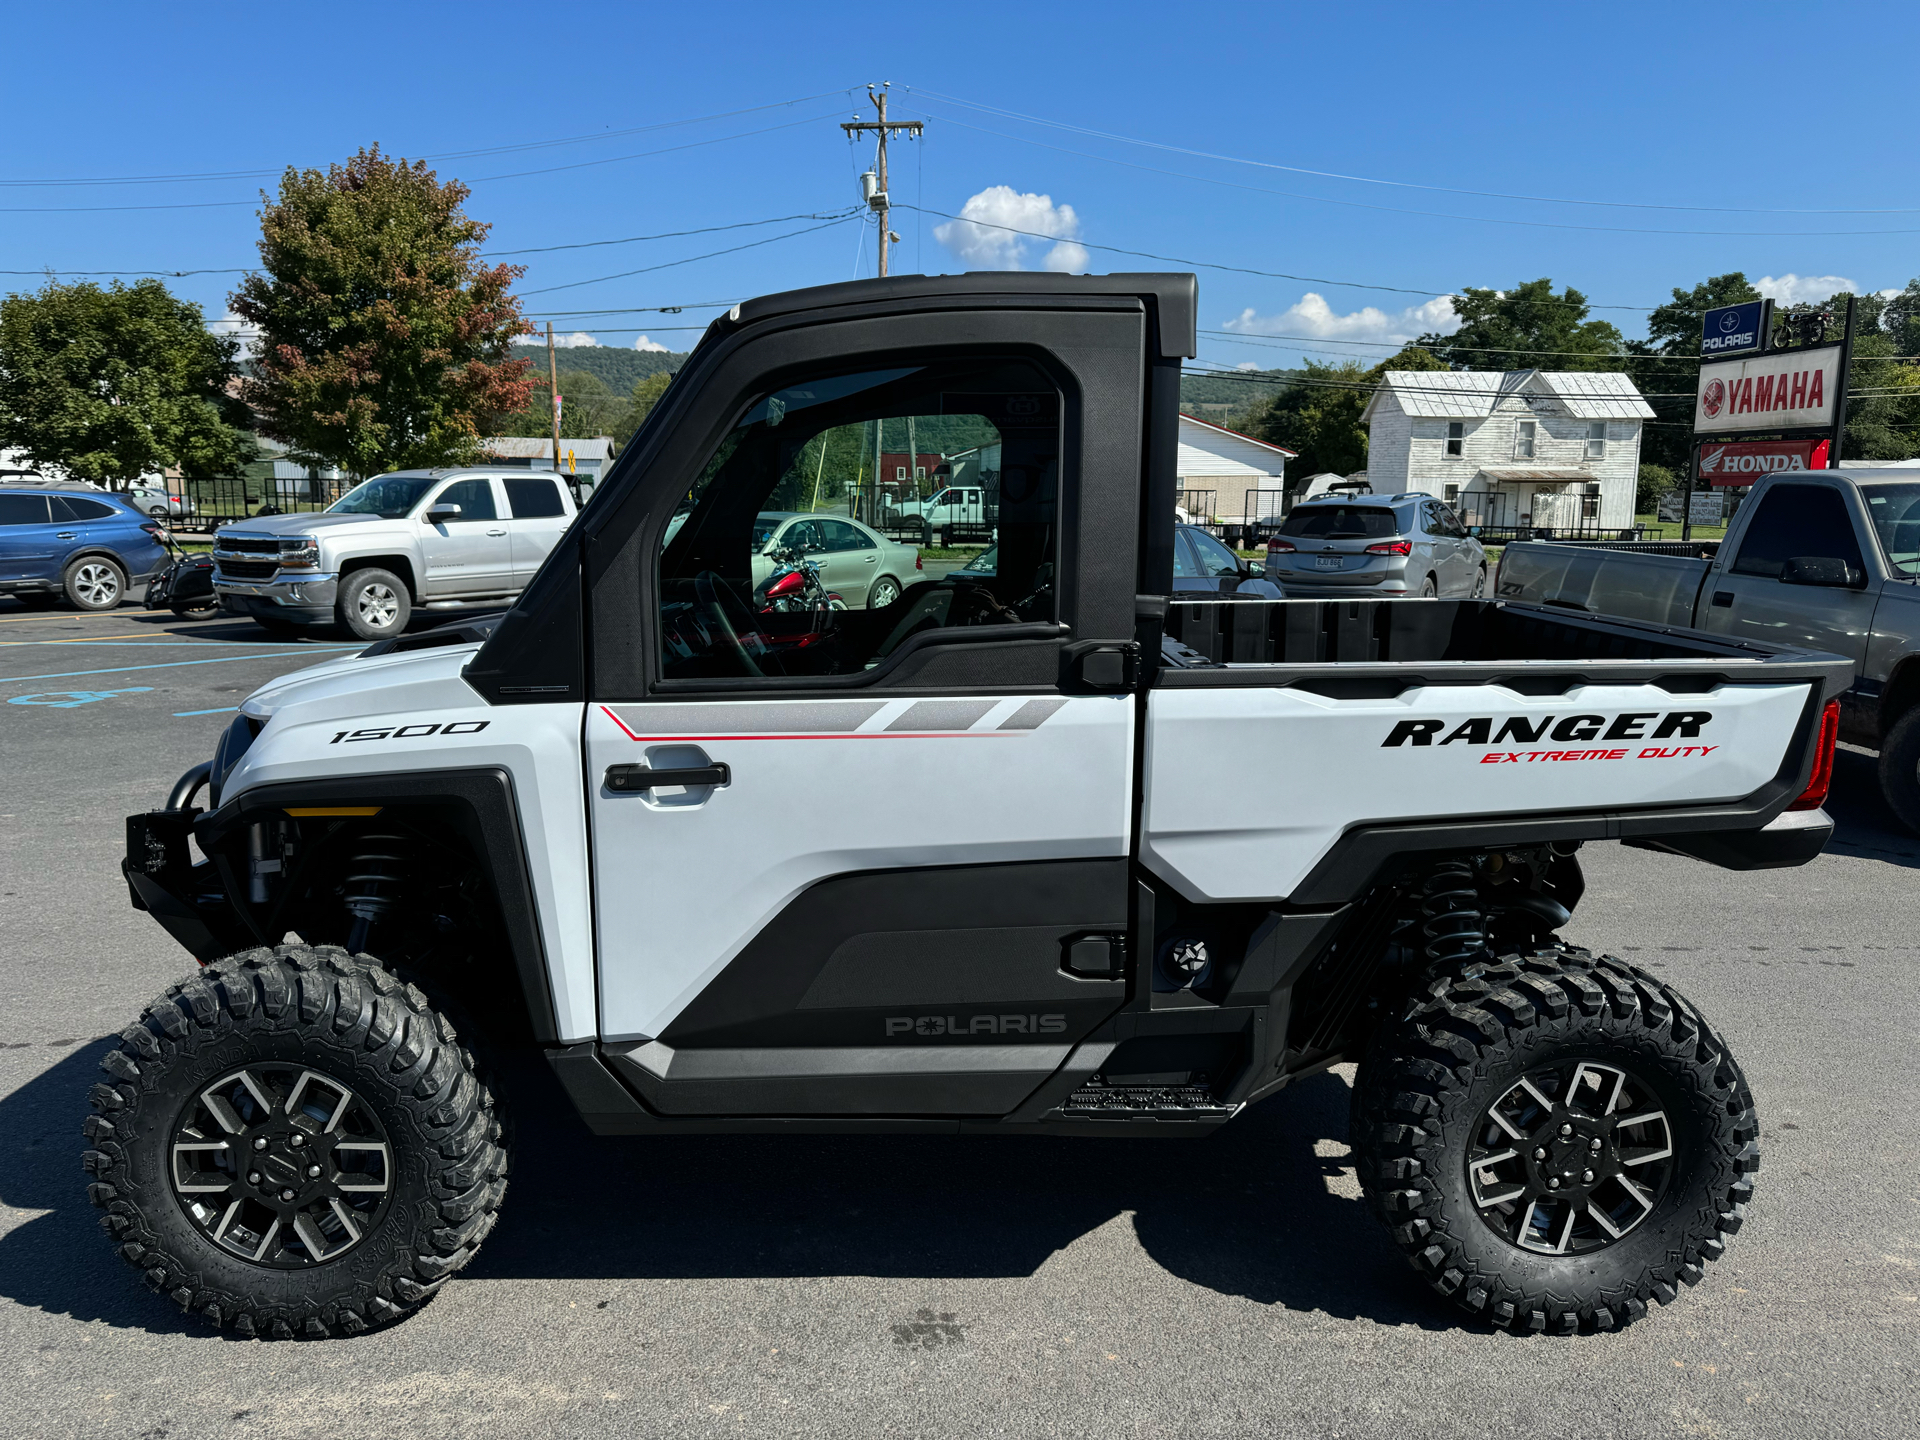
[7,687,155,708]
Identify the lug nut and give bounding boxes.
[1533,1148,1546,1160]
[1547,1177,1560,1189]
[247,1171,262,1185]
[306,1165,322,1179]
[1582,1170,1594,1183]
[1590,1137,1602,1151]
[290,1134,305,1148]
[279,1188,296,1202]
[1559,1122,1573,1137]
[252,1136,268,1151]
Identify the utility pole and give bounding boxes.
[841,84,922,278]
[547,322,562,475]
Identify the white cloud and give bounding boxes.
[1223,292,1460,351]
[1755,274,1856,305]
[934,186,1084,272]
[550,330,599,348]
[207,309,254,358]
[632,334,670,352]
[1235,361,1262,371]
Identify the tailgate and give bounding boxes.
[1496,542,1710,626]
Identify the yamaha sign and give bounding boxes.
[1693,344,1842,434]
[1700,301,1766,357]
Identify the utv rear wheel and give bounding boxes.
[83,945,507,1337]
[1352,946,1756,1333]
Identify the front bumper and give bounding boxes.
[215,571,338,620]
[124,806,251,962]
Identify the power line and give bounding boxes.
[518,216,859,295]
[0,90,859,188]
[906,86,1914,217]
[484,211,856,257]
[1200,328,1919,364]
[901,103,1917,239]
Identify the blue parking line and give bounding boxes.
[0,639,290,647]
[0,648,358,686]
[174,706,242,717]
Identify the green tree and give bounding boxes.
[0,276,248,484]
[1770,282,1920,461]
[1636,463,1676,514]
[1242,344,1447,485]
[231,146,534,478]
[495,367,636,444]
[613,370,674,446]
[1416,279,1625,372]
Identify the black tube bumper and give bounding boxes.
[123,807,250,963]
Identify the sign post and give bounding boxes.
[1828,295,1856,468]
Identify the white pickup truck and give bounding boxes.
[100,274,1848,1343]
[212,468,578,640]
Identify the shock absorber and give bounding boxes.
[1416,860,1485,966]
[340,831,410,954]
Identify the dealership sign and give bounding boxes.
[1694,345,1842,433]
[1700,300,1766,357]
[1697,438,1830,485]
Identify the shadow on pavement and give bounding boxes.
[1824,747,1917,869]
[0,1043,1451,1338]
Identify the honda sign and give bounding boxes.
[1696,439,1830,485]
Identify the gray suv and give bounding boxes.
[1263,493,1486,598]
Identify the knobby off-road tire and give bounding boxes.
[1352,946,1757,1334]
[82,945,507,1338]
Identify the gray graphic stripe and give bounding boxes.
[998,697,1068,731]
[887,699,998,733]
[608,700,886,735]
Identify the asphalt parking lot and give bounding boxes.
[0,597,1915,1439]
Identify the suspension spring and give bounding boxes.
[1416,860,1485,965]
[340,832,410,953]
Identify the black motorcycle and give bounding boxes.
[144,535,218,618]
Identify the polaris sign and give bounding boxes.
[1700,301,1766,357]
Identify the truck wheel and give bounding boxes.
[64,557,127,611]
[1878,708,1917,833]
[1352,946,1756,1333]
[336,569,410,641]
[83,945,508,1338]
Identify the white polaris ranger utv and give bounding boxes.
[95,273,1848,1340]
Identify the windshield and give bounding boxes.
[327,475,436,519]
[1279,504,1400,540]
[1861,481,1919,577]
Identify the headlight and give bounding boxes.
[208,713,264,807]
[279,536,320,569]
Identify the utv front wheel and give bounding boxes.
[1353,946,1756,1333]
[83,946,507,1337]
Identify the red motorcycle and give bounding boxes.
[754,548,845,614]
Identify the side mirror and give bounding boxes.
[1780,555,1863,588]
[1468,526,1481,537]
[423,503,462,523]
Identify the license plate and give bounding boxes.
[1314,556,1343,569]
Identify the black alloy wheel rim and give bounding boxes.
[1466,1059,1675,1255]
[170,1064,394,1269]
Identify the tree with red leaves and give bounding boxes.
[231,146,534,478]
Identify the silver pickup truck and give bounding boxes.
[213,468,578,641]
[1496,467,1918,829]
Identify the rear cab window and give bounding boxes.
[504,477,568,518]
[1730,483,1863,579]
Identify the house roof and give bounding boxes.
[484,436,614,460]
[1178,412,1298,457]
[1363,368,1655,422]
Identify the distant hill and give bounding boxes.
[510,344,689,396]
[1179,368,1296,414]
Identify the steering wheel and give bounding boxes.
[694,570,764,677]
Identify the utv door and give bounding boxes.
[581,295,1154,1116]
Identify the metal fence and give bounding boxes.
[1516,537,1722,559]
[179,475,356,529]
[1472,523,1647,546]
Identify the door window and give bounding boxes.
[1185,527,1243,578]
[1860,481,1918,577]
[504,477,566,518]
[1730,484,1863,579]
[51,496,117,522]
[435,478,498,521]
[819,519,874,552]
[0,495,51,525]
[1171,529,1202,578]
[657,358,1059,681]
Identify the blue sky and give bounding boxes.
[4,0,1915,373]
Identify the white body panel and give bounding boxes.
[585,693,1133,1042]
[1142,676,1811,903]
[219,647,598,1042]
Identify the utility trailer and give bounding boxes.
[92,273,1848,1343]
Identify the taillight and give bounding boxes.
[916,553,923,570]
[1789,699,1840,810]
[139,522,165,539]
[1266,539,1297,553]
[1365,539,1412,556]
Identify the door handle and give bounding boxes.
[862,555,876,563]
[1711,591,1734,608]
[56,531,76,540]
[605,762,730,792]
[486,528,507,536]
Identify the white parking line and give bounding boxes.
[0,649,358,686]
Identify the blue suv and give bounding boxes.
[0,487,168,611]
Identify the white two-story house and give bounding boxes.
[1361,369,1652,531]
